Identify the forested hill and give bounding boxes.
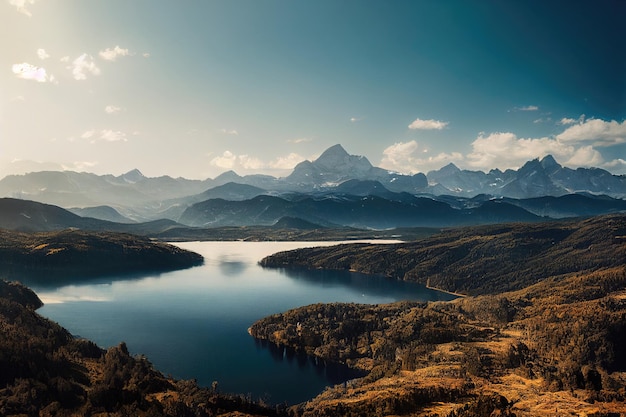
[0,229,203,282]
[251,214,626,415]
[260,214,626,296]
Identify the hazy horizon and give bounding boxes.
[2,1,625,180]
[0,144,621,182]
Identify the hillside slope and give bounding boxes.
[0,229,203,282]
[252,214,626,416]
[261,214,626,296]
[0,280,281,416]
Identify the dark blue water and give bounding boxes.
[31,241,455,405]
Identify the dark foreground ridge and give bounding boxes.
[251,214,626,416]
[0,229,203,282]
[0,280,282,416]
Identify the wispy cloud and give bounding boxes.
[80,129,127,143]
[99,46,131,61]
[80,130,96,140]
[61,161,99,172]
[219,128,239,135]
[408,118,448,130]
[269,153,305,169]
[12,62,55,83]
[511,105,540,112]
[287,138,311,144]
[9,0,37,16]
[70,54,101,80]
[105,105,122,114]
[350,117,363,123]
[37,48,50,60]
[559,117,578,125]
[100,130,128,142]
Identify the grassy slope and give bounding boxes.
[251,214,626,416]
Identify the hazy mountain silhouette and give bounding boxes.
[0,145,624,226]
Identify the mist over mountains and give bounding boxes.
[0,144,624,230]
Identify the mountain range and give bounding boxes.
[0,144,624,229]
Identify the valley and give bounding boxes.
[0,146,625,416]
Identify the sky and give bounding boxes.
[1,0,625,179]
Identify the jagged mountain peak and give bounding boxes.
[286,144,376,186]
[318,144,350,159]
[120,169,145,183]
[313,144,373,171]
[439,163,461,174]
[540,154,560,169]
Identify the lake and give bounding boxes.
[31,241,455,405]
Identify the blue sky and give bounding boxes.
[1,0,624,179]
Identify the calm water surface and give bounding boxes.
[32,241,454,405]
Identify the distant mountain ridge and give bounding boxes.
[0,145,624,225]
[425,154,626,198]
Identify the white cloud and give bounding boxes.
[556,118,626,147]
[408,118,448,130]
[105,105,122,114]
[559,117,577,125]
[60,56,70,63]
[100,130,127,142]
[219,128,238,135]
[564,146,604,167]
[382,117,625,174]
[80,130,96,139]
[37,48,50,60]
[269,153,305,170]
[12,62,54,83]
[466,132,571,170]
[603,158,626,174]
[79,129,127,143]
[379,140,463,174]
[70,54,101,80]
[350,117,363,123]
[210,151,263,170]
[9,0,37,16]
[142,52,151,58]
[99,46,131,61]
[513,105,539,112]
[61,161,98,172]
[287,137,311,144]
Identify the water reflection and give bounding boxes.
[254,338,365,385]
[31,241,452,405]
[7,267,166,290]
[273,267,456,302]
[217,258,248,276]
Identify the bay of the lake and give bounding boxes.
[32,241,455,405]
